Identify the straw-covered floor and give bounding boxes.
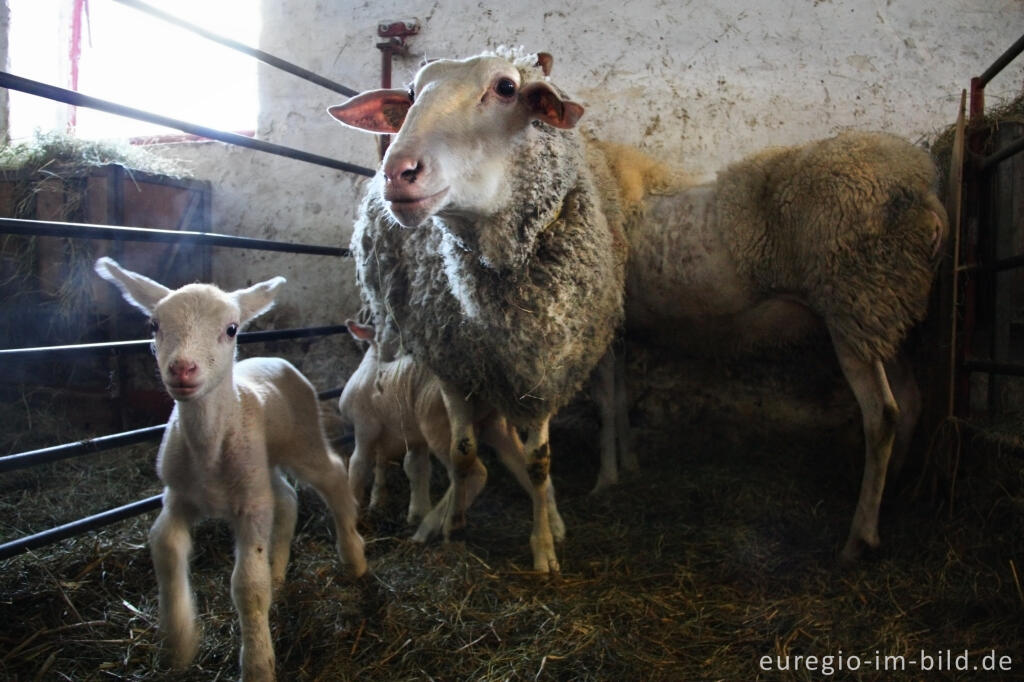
[2,350,1023,681]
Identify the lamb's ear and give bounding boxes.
[328,89,412,134]
[94,257,171,315]
[345,319,375,342]
[536,52,553,77]
[520,82,583,129]
[235,276,286,326]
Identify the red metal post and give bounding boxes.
[375,20,419,158]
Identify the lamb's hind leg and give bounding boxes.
[290,448,367,577]
[268,471,297,590]
[832,336,899,563]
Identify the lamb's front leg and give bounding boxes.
[231,510,277,681]
[524,418,559,573]
[149,490,200,669]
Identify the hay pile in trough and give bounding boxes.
[2,358,1023,681]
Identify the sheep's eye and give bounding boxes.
[407,85,415,102]
[226,323,238,338]
[495,78,517,98]
[149,319,159,334]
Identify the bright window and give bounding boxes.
[7,0,260,141]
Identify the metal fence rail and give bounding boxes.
[0,72,374,177]
[954,31,1024,416]
[0,13,374,559]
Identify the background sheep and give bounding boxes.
[608,131,947,562]
[329,48,629,572]
[338,320,566,545]
[93,257,367,681]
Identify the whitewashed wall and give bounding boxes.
[154,0,1024,389]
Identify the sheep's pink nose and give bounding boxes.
[168,359,198,381]
[383,154,422,186]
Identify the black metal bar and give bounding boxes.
[958,249,1024,275]
[1,324,348,358]
[0,495,163,561]
[981,134,1024,171]
[977,32,1024,87]
[0,426,166,474]
[317,386,345,401]
[962,359,1024,378]
[1,387,350,475]
[0,72,375,178]
[113,0,360,98]
[0,216,349,257]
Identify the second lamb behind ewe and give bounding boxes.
[338,320,565,544]
[95,257,366,682]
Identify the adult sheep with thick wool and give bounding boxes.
[329,47,630,572]
[605,130,947,562]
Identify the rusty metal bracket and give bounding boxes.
[376,20,420,157]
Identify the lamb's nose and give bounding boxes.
[169,358,198,381]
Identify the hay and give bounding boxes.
[1,400,1022,681]
[0,129,190,179]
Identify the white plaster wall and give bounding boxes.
[150,0,1024,388]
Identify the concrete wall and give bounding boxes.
[149,0,1024,393]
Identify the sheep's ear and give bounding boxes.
[94,257,171,315]
[520,82,583,129]
[328,89,412,134]
[345,319,375,342]
[235,276,286,325]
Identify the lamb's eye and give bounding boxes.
[495,78,517,98]
[149,319,159,334]
[226,323,238,338]
[407,85,415,102]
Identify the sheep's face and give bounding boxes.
[148,285,243,401]
[94,257,285,403]
[329,52,583,228]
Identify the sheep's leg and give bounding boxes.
[591,350,619,494]
[291,450,368,577]
[481,417,565,542]
[412,453,486,542]
[615,345,638,473]
[404,446,433,525]
[833,338,899,563]
[268,471,297,590]
[230,510,276,681]
[884,353,921,480]
[440,382,478,535]
[149,491,200,669]
[524,418,559,573]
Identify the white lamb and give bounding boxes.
[338,320,565,543]
[94,257,366,682]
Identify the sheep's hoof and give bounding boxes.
[530,536,560,574]
[164,626,201,670]
[839,533,880,565]
[588,474,617,496]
